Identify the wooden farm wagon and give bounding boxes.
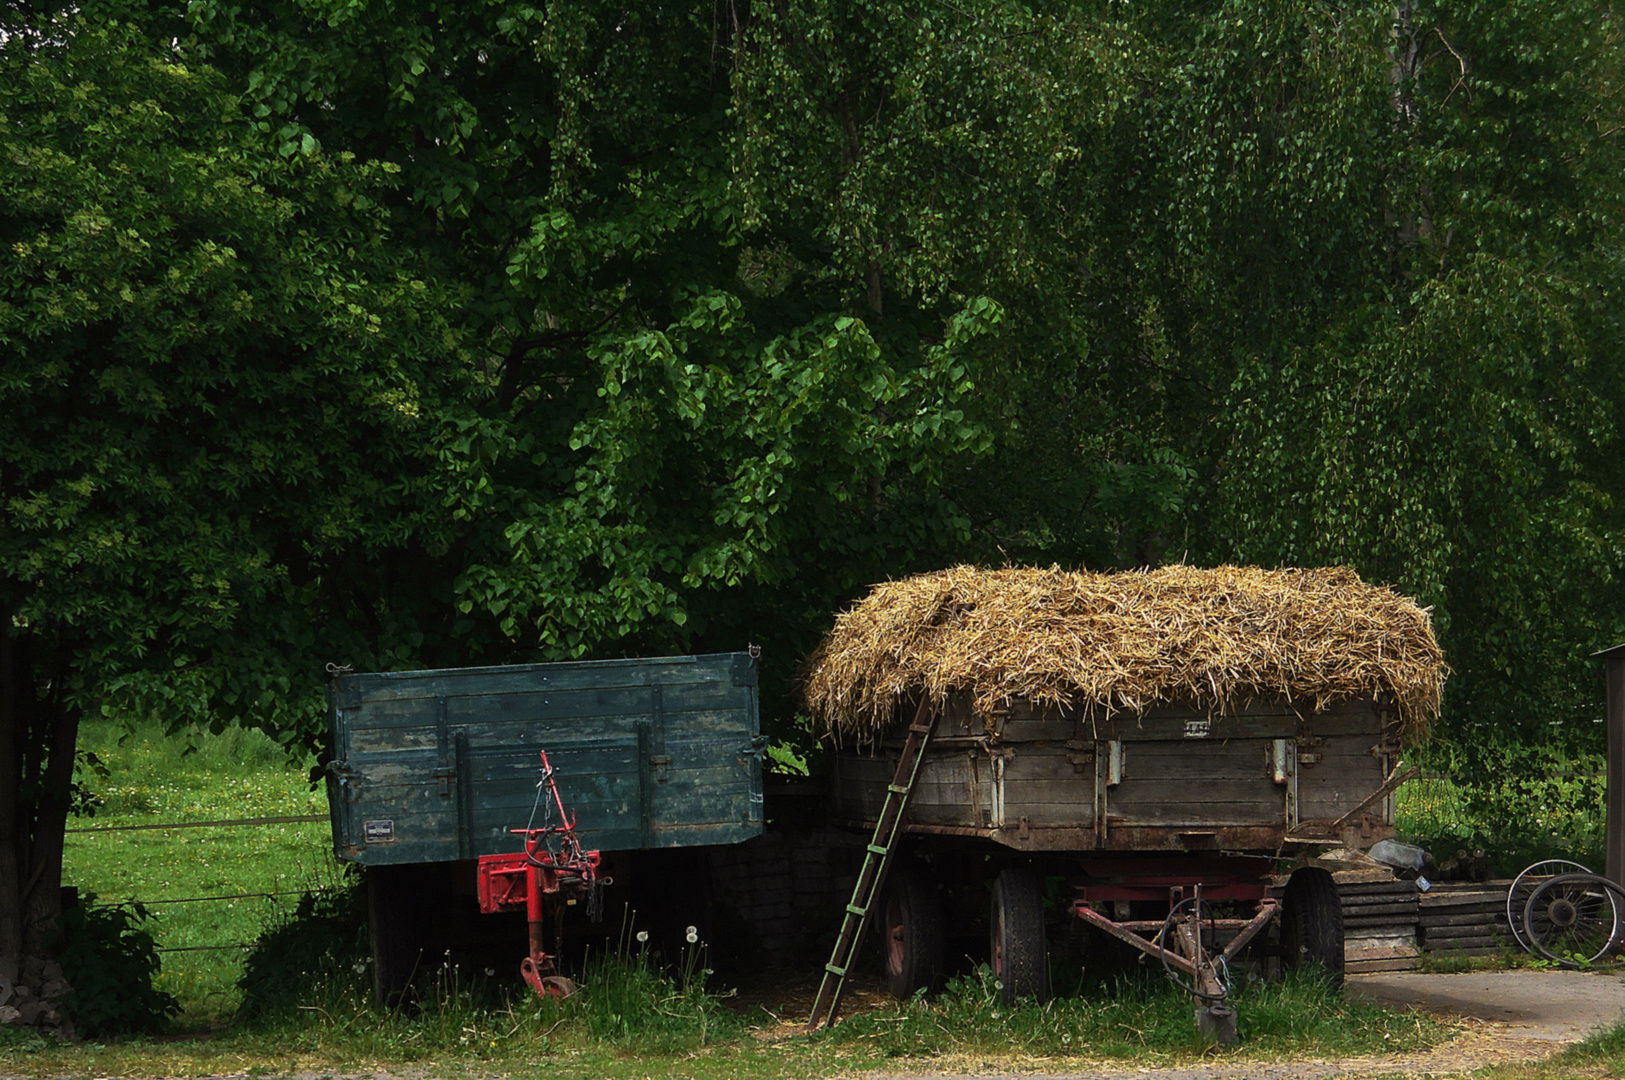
[803,565,1445,1036]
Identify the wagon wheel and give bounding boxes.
[990,867,1048,1006]
[1522,872,1623,968]
[881,862,944,999]
[1507,859,1591,952]
[1281,866,1344,988]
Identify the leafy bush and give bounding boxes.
[51,897,180,1038]
[236,884,369,1024]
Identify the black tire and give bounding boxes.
[1282,866,1344,988]
[882,863,945,999]
[368,864,429,1007]
[990,867,1048,1005]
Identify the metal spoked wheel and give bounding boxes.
[1522,872,1624,967]
[1507,859,1592,952]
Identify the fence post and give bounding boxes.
[1595,644,1625,886]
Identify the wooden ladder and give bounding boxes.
[805,697,939,1031]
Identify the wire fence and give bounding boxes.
[69,812,339,953]
[67,813,325,834]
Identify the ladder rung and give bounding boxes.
[866,844,889,856]
[886,784,910,794]
[825,963,846,976]
[908,723,931,733]
[845,904,867,916]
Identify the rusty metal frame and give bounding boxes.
[1071,896,1280,977]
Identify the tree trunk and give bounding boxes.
[0,608,21,986]
[24,673,77,959]
[0,619,78,985]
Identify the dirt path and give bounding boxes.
[866,971,1625,1080]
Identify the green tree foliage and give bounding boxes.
[0,15,463,968]
[153,1,1008,695]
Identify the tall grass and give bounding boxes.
[821,966,1444,1062]
[234,894,740,1062]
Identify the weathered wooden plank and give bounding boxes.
[1340,895,1419,910]
[1424,935,1505,951]
[1424,942,1503,954]
[1334,872,1412,889]
[1420,890,1507,908]
[1347,942,1420,954]
[995,695,1381,723]
[1339,901,1422,918]
[1111,777,1281,807]
[1098,716,1299,742]
[1346,957,1423,973]
[439,689,749,733]
[1420,911,1510,929]
[995,718,1077,741]
[333,653,750,706]
[1422,924,1511,941]
[1345,928,1423,941]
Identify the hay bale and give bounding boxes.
[804,565,1446,741]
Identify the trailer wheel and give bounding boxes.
[990,867,1048,1005]
[1281,866,1344,988]
[368,865,427,1007]
[882,863,944,999]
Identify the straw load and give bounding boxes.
[804,564,1446,742]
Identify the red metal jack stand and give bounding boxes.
[477,750,602,998]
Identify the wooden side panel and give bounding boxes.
[1001,745,1095,827]
[827,695,1394,850]
[1298,733,1389,822]
[328,653,762,865]
[1107,739,1283,827]
[909,751,997,827]
[829,750,1000,828]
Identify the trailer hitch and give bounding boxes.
[1072,885,1279,1045]
[477,750,604,998]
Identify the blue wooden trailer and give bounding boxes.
[325,652,763,1001]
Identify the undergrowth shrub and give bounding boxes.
[51,897,180,1038]
[236,883,368,1024]
[1397,753,1608,876]
[234,896,737,1059]
[564,935,740,1051]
